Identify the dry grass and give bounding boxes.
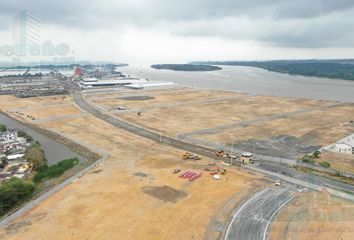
[201,104,354,147]
[0,95,73,112]
[18,105,82,120]
[0,97,263,240]
[116,93,326,137]
[270,191,354,240]
[90,88,239,110]
[316,151,354,173]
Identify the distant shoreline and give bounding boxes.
[192,60,354,81]
[151,64,222,72]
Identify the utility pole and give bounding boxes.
[230,140,234,166]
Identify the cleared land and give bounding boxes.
[114,93,328,137]
[197,104,354,158]
[85,89,354,166]
[0,95,73,111]
[316,152,354,173]
[0,95,264,240]
[269,191,354,240]
[19,105,81,120]
[89,88,240,111]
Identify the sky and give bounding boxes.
[1,0,354,64]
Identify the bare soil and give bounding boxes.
[269,191,354,240]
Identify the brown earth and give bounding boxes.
[0,95,264,240]
[115,93,327,137]
[316,151,354,173]
[269,191,354,240]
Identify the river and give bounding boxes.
[0,113,86,166]
[120,65,354,102]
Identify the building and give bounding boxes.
[80,77,148,89]
[331,133,354,155]
[240,152,253,163]
[12,9,41,56]
[74,66,83,77]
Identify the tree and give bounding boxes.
[313,150,321,158]
[0,124,6,132]
[319,161,331,168]
[301,154,315,164]
[0,178,35,215]
[25,145,47,171]
[0,157,7,168]
[17,130,33,142]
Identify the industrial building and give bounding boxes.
[329,134,354,155]
[80,77,149,89]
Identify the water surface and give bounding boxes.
[0,113,86,165]
[120,65,354,102]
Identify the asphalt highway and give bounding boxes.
[73,93,354,195]
[73,93,354,239]
[224,185,295,240]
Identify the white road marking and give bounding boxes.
[262,195,295,240]
[224,188,269,240]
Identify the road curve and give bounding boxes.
[73,93,228,161]
[224,185,295,240]
[73,93,354,196]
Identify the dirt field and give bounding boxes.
[316,151,354,173]
[0,95,73,111]
[84,88,354,166]
[18,105,82,119]
[113,93,328,137]
[0,96,264,240]
[88,88,239,110]
[269,191,354,240]
[198,104,354,158]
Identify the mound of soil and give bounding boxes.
[142,185,188,203]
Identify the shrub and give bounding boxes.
[313,150,321,158]
[301,155,315,164]
[17,130,33,142]
[33,157,79,183]
[319,161,331,168]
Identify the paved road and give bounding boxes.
[224,186,295,240]
[73,93,227,162]
[73,93,354,196]
[74,93,354,239]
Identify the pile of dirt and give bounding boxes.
[120,96,154,101]
[142,185,188,203]
[134,172,148,177]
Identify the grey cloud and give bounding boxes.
[1,0,354,48]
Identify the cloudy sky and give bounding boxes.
[1,0,354,64]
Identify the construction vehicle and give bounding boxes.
[182,152,201,160]
[216,149,224,157]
